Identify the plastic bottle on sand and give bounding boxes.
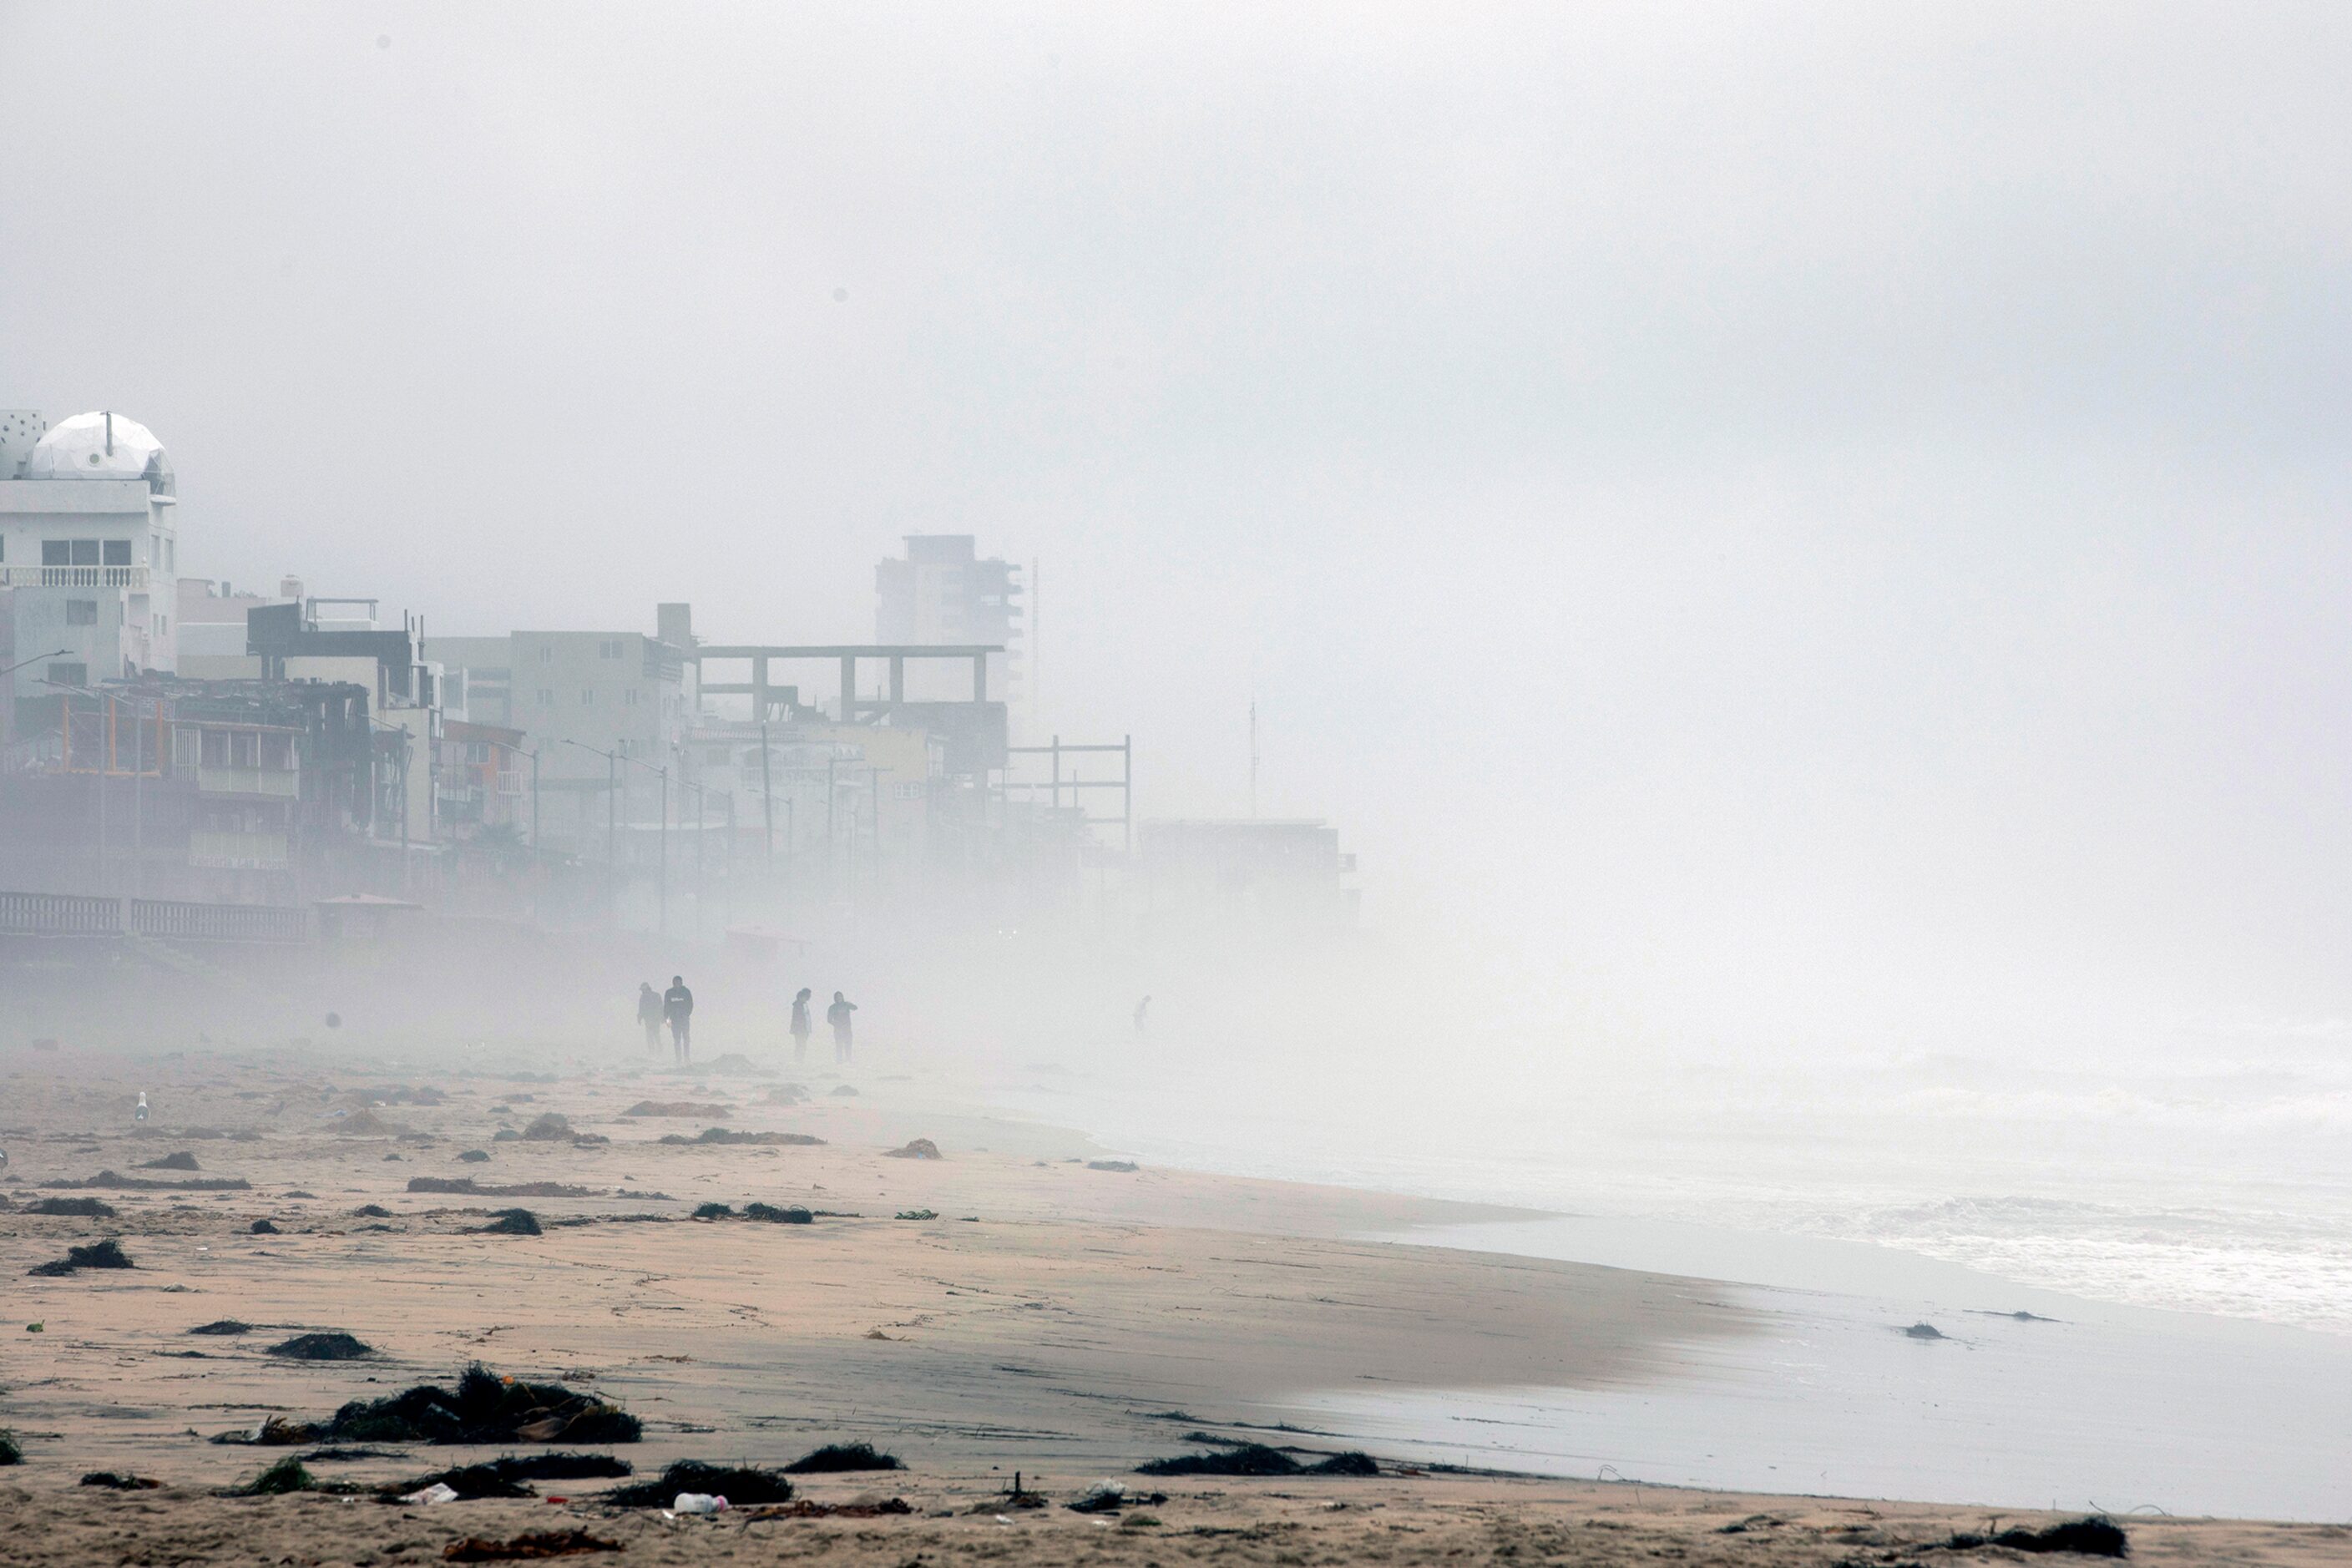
[672,1493,729,1515]
[134,1092,149,1123]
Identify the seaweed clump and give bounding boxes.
[743,1203,812,1224]
[605,1460,793,1507]
[29,1238,134,1276]
[26,1196,115,1218]
[243,1364,641,1446]
[473,1208,543,1236]
[1945,1517,2127,1558]
[267,1332,375,1361]
[783,1441,903,1473]
[227,1456,318,1495]
[1137,1443,1378,1477]
[388,1452,632,1500]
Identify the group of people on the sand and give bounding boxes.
[633,976,857,1066]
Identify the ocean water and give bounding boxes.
[962,1030,2352,1337]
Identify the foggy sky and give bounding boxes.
[5,3,2349,1053]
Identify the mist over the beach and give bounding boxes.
[6,8,2352,1546]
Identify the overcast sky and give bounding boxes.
[5,3,2349,1052]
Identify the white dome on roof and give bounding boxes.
[25,411,174,494]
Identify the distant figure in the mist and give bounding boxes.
[827,991,857,1064]
[663,974,695,1065]
[636,982,664,1054]
[790,988,813,1062]
[1133,996,1151,1034]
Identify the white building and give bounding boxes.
[0,410,181,707]
[420,626,690,855]
[875,535,1022,706]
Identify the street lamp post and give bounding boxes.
[567,737,671,938]
[561,737,625,923]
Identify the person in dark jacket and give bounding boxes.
[662,974,695,1065]
[789,988,813,1062]
[636,982,664,1054]
[827,991,857,1063]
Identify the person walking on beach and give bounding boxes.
[789,988,813,1062]
[636,982,664,1054]
[663,974,695,1065]
[827,990,857,1064]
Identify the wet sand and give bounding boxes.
[1,1043,2340,1563]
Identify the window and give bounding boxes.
[47,662,86,687]
[102,539,131,566]
[539,645,553,664]
[580,688,595,707]
[537,688,554,706]
[624,687,640,707]
[599,639,624,660]
[231,731,259,769]
[202,730,230,767]
[65,599,98,625]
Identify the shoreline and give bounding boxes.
[1,1039,2345,1560]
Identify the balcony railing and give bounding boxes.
[0,890,309,943]
[0,564,150,589]
[0,890,119,937]
[130,898,306,943]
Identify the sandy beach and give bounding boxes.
[1,1041,2343,1565]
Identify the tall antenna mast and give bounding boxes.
[1248,700,1258,819]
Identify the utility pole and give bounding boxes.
[562,737,625,925]
[400,736,412,893]
[129,694,144,902]
[658,765,669,939]
[96,698,108,896]
[759,721,776,884]
[1248,701,1258,819]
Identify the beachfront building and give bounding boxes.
[422,621,689,861]
[876,534,1023,707]
[0,411,182,736]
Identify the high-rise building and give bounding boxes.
[0,410,182,716]
[875,535,1021,706]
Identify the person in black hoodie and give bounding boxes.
[662,974,695,1065]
